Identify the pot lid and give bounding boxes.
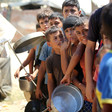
[13,32,45,53]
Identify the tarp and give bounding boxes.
[0,14,16,44]
[9,0,65,11]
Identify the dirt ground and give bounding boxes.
[0,43,29,112]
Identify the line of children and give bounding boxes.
[14,0,112,112]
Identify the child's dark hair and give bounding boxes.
[101,3,112,41]
[45,26,62,42]
[37,12,49,23]
[63,16,79,30]
[49,12,64,22]
[62,0,80,11]
[36,23,40,30]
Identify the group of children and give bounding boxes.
[14,0,112,112]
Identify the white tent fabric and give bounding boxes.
[0,14,16,44]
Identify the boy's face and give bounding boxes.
[63,6,81,18]
[64,27,78,44]
[47,31,64,50]
[49,17,63,28]
[75,24,88,45]
[39,17,49,31]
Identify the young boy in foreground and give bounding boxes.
[45,26,64,110]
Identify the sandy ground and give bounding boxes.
[0,43,29,112]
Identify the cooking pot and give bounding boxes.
[19,76,36,92]
[51,84,84,112]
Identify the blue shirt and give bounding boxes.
[96,51,112,108]
[39,42,52,84]
[39,42,52,61]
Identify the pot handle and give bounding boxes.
[42,107,49,112]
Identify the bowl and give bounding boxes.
[19,76,36,92]
[51,84,84,112]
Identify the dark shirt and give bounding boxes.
[87,6,104,44]
[46,53,64,86]
[75,62,83,83]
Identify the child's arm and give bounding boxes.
[71,74,86,99]
[28,46,36,74]
[61,43,85,84]
[47,73,55,110]
[35,61,46,99]
[85,40,96,102]
[14,48,35,78]
[60,41,70,74]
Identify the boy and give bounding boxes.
[61,16,84,84]
[35,12,64,100]
[49,12,64,28]
[45,26,64,110]
[62,16,93,111]
[37,12,49,32]
[62,0,81,18]
[96,3,112,112]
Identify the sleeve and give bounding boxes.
[87,8,101,42]
[39,42,52,61]
[97,55,112,105]
[39,42,48,61]
[101,61,112,104]
[46,56,53,74]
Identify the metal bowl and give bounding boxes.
[19,76,36,92]
[51,84,84,112]
[13,32,45,53]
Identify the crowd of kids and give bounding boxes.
[14,0,112,112]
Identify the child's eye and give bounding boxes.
[70,9,76,14]
[50,23,53,26]
[59,34,63,39]
[84,29,88,32]
[65,9,68,13]
[72,27,75,31]
[55,22,59,26]
[40,22,43,25]
[54,37,57,40]
[65,30,68,33]
[76,31,81,35]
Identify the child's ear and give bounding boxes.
[47,42,51,47]
[79,10,81,16]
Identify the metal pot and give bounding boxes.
[13,32,45,53]
[51,84,84,112]
[19,76,35,92]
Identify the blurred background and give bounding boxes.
[0,0,111,112]
[0,0,111,42]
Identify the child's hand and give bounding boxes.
[47,99,52,111]
[25,73,35,81]
[60,74,71,85]
[14,68,20,78]
[79,83,86,99]
[35,88,43,99]
[61,40,71,51]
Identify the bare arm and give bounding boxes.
[60,41,70,74]
[65,43,85,76]
[35,61,46,99]
[61,43,85,85]
[47,73,55,110]
[14,48,35,78]
[85,40,96,102]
